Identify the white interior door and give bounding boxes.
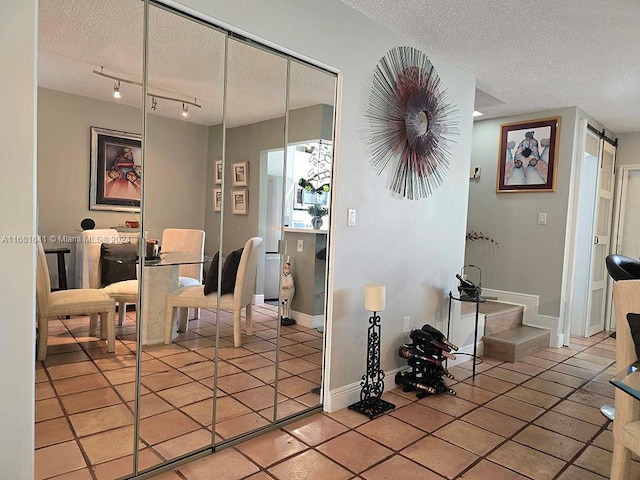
[586,140,616,336]
[606,165,640,330]
[569,128,599,337]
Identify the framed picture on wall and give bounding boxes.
[496,117,560,193]
[232,161,249,186]
[90,126,142,211]
[214,159,222,185]
[231,189,248,215]
[213,188,222,212]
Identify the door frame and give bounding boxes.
[605,163,640,331]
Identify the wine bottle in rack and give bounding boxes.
[398,345,442,367]
[394,372,436,395]
[422,324,459,351]
[409,329,456,359]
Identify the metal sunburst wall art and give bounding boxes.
[366,46,460,199]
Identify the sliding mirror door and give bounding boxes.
[36,0,145,477]
[212,37,287,442]
[274,60,336,418]
[136,3,225,472]
[37,0,338,476]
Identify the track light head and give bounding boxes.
[182,103,188,118]
[151,96,158,111]
[113,81,121,99]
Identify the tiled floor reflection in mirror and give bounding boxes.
[35,303,322,479]
[36,317,636,480]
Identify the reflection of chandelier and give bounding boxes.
[298,140,332,194]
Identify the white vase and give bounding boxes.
[311,216,323,229]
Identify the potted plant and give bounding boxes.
[308,202,328,229]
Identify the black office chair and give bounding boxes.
[606,254,640,281]
[601,254,640,420]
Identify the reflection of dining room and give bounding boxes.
[32,0,336,477]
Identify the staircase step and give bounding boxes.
[483,325,550,363]
[480,302,524,335]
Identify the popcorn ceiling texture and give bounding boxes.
[339,0,640,133]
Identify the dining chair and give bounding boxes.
[80,228,137,326]
[161,228,205,320]
[164,237,262,347]
[36,241,116,361]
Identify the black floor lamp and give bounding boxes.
[348,284,395,419]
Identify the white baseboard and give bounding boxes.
[291,310,323,329]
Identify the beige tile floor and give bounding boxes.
[36,310,635,479]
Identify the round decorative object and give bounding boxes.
[80,218,95,230]
[366,46,459,199]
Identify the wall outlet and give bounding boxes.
[402,316,411,333]
[297,239,303,252]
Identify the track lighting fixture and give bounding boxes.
[94,66,201,116]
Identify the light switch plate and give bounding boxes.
[297,239,303,252]
[347,208,356,227]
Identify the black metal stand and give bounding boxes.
[348,311,395,419]
[448,292,484,380]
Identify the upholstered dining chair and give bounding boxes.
[610,279,640,479]
[79,228,137,326]
[164,237,262,347]
[36,241,116,361]
[161,228,206,320]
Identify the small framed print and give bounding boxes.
[214,159,222,185]
[232,161,249,186]
[213,188,222,212]
[231,189,248,215]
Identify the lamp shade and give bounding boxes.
[365,284,386,312]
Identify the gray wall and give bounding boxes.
[466,107,615,318]
[37,88,209,285]
[618,132,640,166]
[466,108,577,316]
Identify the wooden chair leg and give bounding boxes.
[89,313,98,336]
[117,302,127,326]
[164,305,175,344]
[246,303,253,336]
[98,313,107,339]
[233,310,242,347]
[177,308,189,333]
[104,310,115,352]
[610,442,632,480]
[36,316,48,362]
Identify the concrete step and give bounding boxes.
[483,325,550,363]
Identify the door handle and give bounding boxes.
[594,236,599,245]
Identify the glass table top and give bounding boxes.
[105,251,213,267]
[611,360,640,401]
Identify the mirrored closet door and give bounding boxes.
[36,0,337,477]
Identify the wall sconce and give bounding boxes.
[348,284,396,419]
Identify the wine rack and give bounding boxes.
[395,324,458,399]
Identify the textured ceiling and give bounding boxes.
[38,0,335,128]
[339,0,640,134]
